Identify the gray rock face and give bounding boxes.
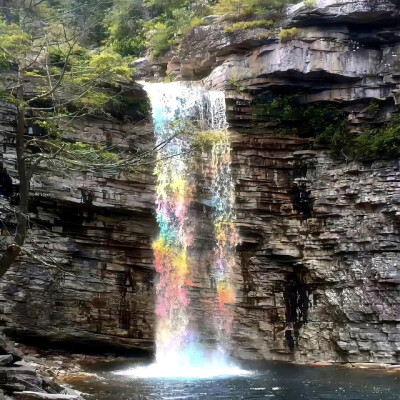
[289,0,399,25]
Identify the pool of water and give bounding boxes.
[70,358,400,400]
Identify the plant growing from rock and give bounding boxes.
[213,0,299,15]
[279,27,299,42]
[304,0,317,9]
[224,19,274,33]
[255,95,400,160]
[354,116,400,159]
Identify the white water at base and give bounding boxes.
[114,362,252,379]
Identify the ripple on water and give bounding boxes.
[70,360,400,400]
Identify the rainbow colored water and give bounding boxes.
[137,82,242,378]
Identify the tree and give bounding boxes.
[0,0,151,278]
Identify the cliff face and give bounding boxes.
[221,0,400,364]
[191,0,400,363]
[151,0,399,363]
[0,0,399,365]
[0,95,157,353]
[232,141,400,363]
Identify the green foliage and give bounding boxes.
[213,0,295,15]
[48,44,87,65]
[111,37,146,57]
[0,88,19,106]
[190,130,227,149]
[89,52,133,81]
[280,27,298,42]
[304,0,317,8]
[256,95,400,160]
[256,95,350,155]
[224,19,273,33]
[354,117,400,159]
[365,101,380,114]
[56,49,134,112]
[62,141,121,164]
[145,21,176,58]
[0,19,31,66]
[105,0,148,56]
[34,120,63,139]
[104,0,210,57]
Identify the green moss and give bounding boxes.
[189,16,209,29]
[224,19,273,33]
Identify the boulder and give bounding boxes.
[0,356,13,367]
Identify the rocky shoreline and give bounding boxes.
[0,334,89,400]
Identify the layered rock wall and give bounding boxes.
[176,0,400,363]
[0,0,399,365]
[231,135,400,363]
[0,97,157,353]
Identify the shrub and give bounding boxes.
[191,130,227,149]
[353,117,400,159]
[110,37,146,57]
[213,0,298,15]
[255,95,351,155]
[255,95,400,160]
[304,0,317,9]
[280,27,298,42]
[224,19,274,33]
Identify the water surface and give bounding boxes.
[71,358,400,400]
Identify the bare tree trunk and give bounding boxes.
[0,66,29,278]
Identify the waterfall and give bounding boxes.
[133,82,243,377]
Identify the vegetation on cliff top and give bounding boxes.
[103,0,300,57]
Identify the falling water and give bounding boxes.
[120,82,244,378]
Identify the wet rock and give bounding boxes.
[1,383,25,393]
[15,393,80,400]
[41,378,64,394]
[0,337,23,364]
[0,356,13,366]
